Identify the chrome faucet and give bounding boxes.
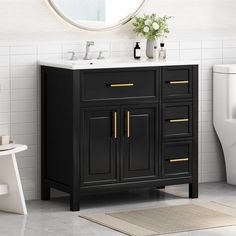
[84,41,95,60]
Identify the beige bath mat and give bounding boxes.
[80,202,236,236]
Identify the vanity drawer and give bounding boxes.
[162,66,192,99]
[162,102,192,139]
[163,141,192,177]
[80,69,157,102]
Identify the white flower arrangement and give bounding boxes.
[133,14,172,41]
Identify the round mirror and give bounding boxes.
[48,0,146,31]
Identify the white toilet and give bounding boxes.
[213,64,236,185]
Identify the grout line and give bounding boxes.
[221,40,224,64]
[199,40,203,183]
[9,46,12,138]
[36,44,40,199]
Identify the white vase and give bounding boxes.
[146,39,157,59]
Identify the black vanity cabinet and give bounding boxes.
[41,65,198,211]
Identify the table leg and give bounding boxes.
[0,154,27,215]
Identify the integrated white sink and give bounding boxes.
[71,58,128,65]
[39,58,199,70]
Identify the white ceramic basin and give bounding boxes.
[67,58,133,66]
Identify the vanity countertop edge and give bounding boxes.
[39,59,200,70]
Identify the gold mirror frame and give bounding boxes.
[47,0,146,31]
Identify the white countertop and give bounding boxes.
[39,58,199,70]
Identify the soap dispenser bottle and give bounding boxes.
[134,42,141,59]
[153,46,158,60]
[159,43,166,61]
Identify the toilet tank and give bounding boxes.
[213,65,236,121]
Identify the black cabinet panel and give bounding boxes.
[81,108,119,186]
[81,69,158,101]
[162,66,193,99]
[162,102,192,139]
[121,105,157,181]
[162,141,192,177]
[43,68,73,186]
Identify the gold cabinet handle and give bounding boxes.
[169,118,189,123]
[169,158,189,163]
[110,83,134,88]
[127,111,130,138]
[169,81,189,85]
[114,112,117,139]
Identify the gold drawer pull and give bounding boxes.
[169,158,189,163]
[169,118,189,123]
[169,81,189,84]
[127,111,130,138]
[110,83,134,88]
[114,112,117,139]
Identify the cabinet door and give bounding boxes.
[81,107,119,186]
[121,105,158,181]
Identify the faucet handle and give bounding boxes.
[87,41,95,46]
[67,51,77,61]
[97,50,108,60]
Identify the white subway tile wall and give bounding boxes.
[0,39,234,200]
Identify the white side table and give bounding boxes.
[0,144,27,215]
